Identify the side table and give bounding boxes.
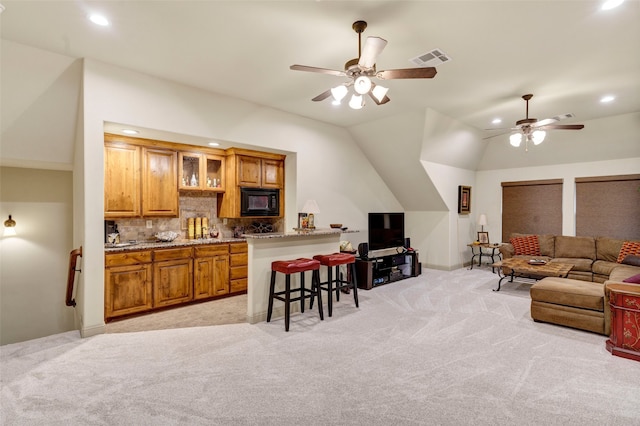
[606,283,640,362]
[467,243,502,272]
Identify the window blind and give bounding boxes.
[575,174,640,240]
[501,179,563,242]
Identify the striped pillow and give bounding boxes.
[510,235,541,256]
[617,241,640,263]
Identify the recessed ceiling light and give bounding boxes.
[601,0,624,10]
[122,129,139,135]
[600,95,615,103]
[492,118,502,124]
[208,142,220,147]
[89,14,110,26]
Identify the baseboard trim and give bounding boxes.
[80,323,105,338]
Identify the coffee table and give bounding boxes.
[491,258,573,291]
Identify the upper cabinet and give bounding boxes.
[105,142,141,218]
[104,134,178,218]
[237,154,284,189]
[142,147,178,217]
[178,152,225,191]
[104,134,284,219]
[218,149,286,218]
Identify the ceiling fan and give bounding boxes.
[485,94,585,150]
[290,20,438,109]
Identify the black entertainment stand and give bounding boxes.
[355,250,421,290]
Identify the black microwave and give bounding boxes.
[240,187,280,217]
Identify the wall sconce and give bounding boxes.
[4,215,16,237]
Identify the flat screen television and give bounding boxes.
[368,212,405,251]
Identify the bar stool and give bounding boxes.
[311,253,359,317]
[267,258,323,331]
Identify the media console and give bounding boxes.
[355,250,421,290]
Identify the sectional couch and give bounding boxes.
[498,234,640,335]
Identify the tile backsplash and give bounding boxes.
[113,193,282,242]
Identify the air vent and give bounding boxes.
[410,49,451,67]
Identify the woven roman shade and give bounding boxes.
[501,179,563,242]
[575,174,640,240]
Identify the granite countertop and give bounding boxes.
[105,229,359,252]
[104,237,245,253]
[242,228,359,239]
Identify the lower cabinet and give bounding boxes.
[152,247,193,308]
[105,252,153,319]
[105,242,248,321]
[229,242,248,292]
[194,245,230,299]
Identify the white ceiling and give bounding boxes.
[1,0,639,134]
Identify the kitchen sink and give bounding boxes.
[105,241,138,248]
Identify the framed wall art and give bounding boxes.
[458,185,471,214]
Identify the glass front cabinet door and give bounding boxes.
[178,152,225,192]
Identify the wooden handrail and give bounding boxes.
[66,246,82,307]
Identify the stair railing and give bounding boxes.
[66,246,82,307]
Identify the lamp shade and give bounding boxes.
[371,85,389,102]
[478,214,487,226]
[3,215,16,237]
[331,85,348,103]
[348,94,364,110]
[301,199,320,214]
[509,133,522,147]
[532,130,546,145]
[354,76,372,95]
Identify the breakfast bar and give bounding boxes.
[243,229,358,324]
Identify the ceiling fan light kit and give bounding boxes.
[290,20,438,110]
[486,93,584,151]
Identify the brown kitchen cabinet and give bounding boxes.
[105,242,246,321]
[104,142,141,218]
[153,247,193,308]
[237,155,283,188]
[194,245,230,299]
[105,251,153,319]
[229,242,248,293]
[218,149,286,218]
[142,147,179,216]
[178,152,225,192]
[104,134,178,218]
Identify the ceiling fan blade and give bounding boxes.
[312,89,332,102]
[534,113,575,127]
[368,91,390,105]
[376,67,437,79]
[538,124,585,130]
[358,36,388,69]
[290,64,346,77]
[482,131,511,140]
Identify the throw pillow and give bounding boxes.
[623,274,640,284]
[617,241,640,263]
[622,255,640,267]
[510,235,541,256]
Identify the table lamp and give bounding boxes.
[478,214,487,232]
[301,199,320,229]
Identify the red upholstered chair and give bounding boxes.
[267,258,323,331]
[311,253,359,317]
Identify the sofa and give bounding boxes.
[498,234,640,335]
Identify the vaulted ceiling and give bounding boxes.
[2,0,638,135]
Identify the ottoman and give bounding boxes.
[530,277,606,335]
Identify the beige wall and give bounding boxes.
[0,167,75,345]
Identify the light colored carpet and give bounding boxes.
[2,267,639,425]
